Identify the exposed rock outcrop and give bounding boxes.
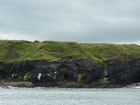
[0,58,140,88]
[105,58,140,84]
[0,82,34,88]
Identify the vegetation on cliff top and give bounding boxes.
[80,43,140,62]
[0,40,140,63]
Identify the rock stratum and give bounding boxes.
[0,40,140,88]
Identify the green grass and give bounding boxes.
[80,43,140,62]
[23,72,30,81]
[0,79,5,82]
[0,40,140,63]
[99,77,110,84]
[77,73,83,82]
[0,40,87,62]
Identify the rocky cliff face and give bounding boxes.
[0,58,140,87]
[106,58,140,84]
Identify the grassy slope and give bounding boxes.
[0,40,140,63]
[80,43,140,62]
[0,40,87,62]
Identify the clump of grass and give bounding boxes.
[0,79,5,82]
[23,72,30,81]
[99,77,110,84]
[77,73,83,82]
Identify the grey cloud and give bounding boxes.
[0,0,140,44]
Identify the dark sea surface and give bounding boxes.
[0,87,140,105]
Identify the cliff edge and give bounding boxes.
[0,40,140,88]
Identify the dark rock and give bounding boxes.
[0,82,34,88]
[0,58,140,88]
[105,58,140,85]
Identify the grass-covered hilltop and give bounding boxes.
[0,40,140,63]
[0,40,140,88]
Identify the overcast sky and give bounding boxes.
[0,0,140,44]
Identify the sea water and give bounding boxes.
[0,87,140,105]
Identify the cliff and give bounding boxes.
[0,40,140,87]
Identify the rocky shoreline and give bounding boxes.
[0,81,140,88]
[0,82,34,88]
[125,82,140,88]
[0,58,140,88]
